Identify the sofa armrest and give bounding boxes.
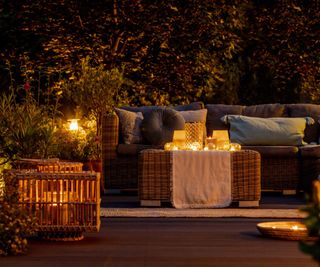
[101,113,119,160]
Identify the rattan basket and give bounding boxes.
[12,158,83,172]
[10,170,100,241]
[257,221,313,241]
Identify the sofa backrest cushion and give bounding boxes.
[222,115,309,146]
[171,101,204,111]
[141,108,185,146]
[205,104,244,136]
[286,104,320,143]
[120,102,204,116]
[179,109,207,123]
[243,104,285,117]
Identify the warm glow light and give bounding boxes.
[291,225,299,231]
[69,119,79,131]
[229,143,241,151]
[0,177,4,198]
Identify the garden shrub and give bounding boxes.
[0,172,36,256]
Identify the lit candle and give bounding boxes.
[229,143,241,151]
[164,142,173,151]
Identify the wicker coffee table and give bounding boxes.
[139,149,261,207]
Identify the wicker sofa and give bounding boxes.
[102,103,320,193]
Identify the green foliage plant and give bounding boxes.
[0,172,36,256]
[0,89,56,160]
[300,181,320,263]
[64,57,125,136]
[49,118,100,161]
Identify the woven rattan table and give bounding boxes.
[139,149,261,207]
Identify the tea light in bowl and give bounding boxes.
[229,143,241,151]
[207,143,216,150]
[164,142,173,151]
[188,142,201,151]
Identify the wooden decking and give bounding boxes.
[0,193,316,267]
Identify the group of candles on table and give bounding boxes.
[164,130,241,152]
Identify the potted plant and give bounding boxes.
[63,57,125,137]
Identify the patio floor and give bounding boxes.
[0,193,317,267]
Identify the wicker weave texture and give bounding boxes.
[300,158,320,193]
[231,150,261,201]
[261,158,300,190]
[12,171,100,233]
[138,150,171,201]
[12,159,83,172]
[105,157,138,189]
[139,150,261,202]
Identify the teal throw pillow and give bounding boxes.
[222,115,314,146]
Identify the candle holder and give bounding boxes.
[257,221,315,241]
[173,130,186,150]
[229,143,241,151]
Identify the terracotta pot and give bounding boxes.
[82,159,104,193]
[91,159,102,173]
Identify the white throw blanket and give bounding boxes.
[171,150,232,208]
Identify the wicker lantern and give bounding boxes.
[14,171,100,241]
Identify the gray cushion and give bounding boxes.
[205,104,244,135]
[171,102,204,111]
[243,104,285,117]
[286,104,320,143]
[299,145,320,158]
[117,144,162,155]
[243,146,299,157]
[115,108,143,144]
[223,115,310,146]
[179,109,207,123]
[141,108,185,145]
[120,102,204,116]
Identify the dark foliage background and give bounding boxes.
[0,0,319,105]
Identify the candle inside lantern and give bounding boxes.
[212,130,229,142]
[46,191,68,225]
[291,225,299,231]
[173,130,186,150]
